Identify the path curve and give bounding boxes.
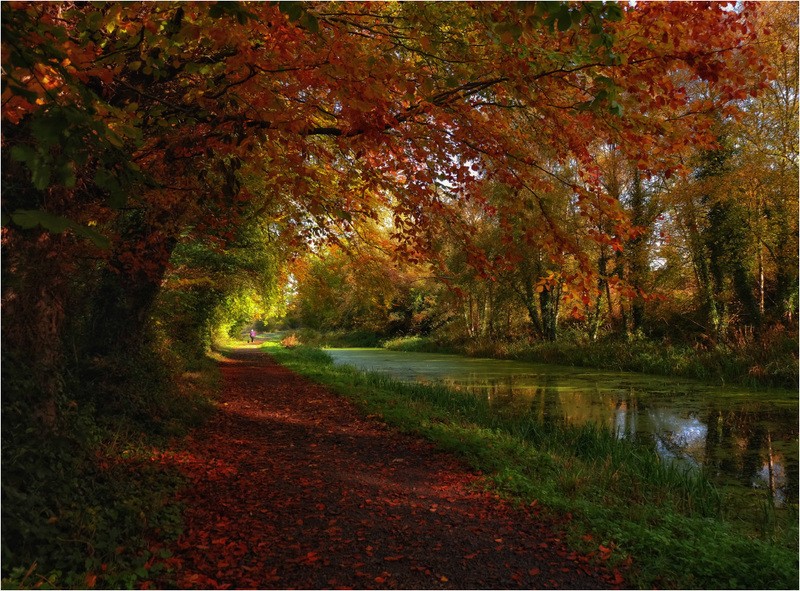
[151,345,621,589]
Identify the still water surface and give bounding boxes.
[327,348,798,508]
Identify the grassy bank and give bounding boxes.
[381,333,798,390]
[265,341,798,589]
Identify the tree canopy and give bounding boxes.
[1,0,787,415]
[3,2,797,587]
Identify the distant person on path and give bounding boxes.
[249,329,256,343]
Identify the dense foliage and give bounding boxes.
[285,2,798,388]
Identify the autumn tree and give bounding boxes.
[732,1,799,324]
[2,4,784,579]
[2,0,774,427]
[289,214,443,338]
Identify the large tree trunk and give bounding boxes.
[684,197,724,338]
[85,208,181,357]
[1,230,72,431]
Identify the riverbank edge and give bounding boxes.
[289,329,798,390]
[263,341,799,590]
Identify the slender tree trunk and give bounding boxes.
[482,282,494,338]
[510,258,544,339]
[541,279,562,342]
[757,245,765,315]
[588,246,609,342]
[615,249,629,335]
[627,168,650,333]
[465,293,476,338]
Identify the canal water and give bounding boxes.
[326,348,798,509]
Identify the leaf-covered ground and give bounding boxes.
[146,346,623,589]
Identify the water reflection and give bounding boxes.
[649,411,707,467]
[463,378,796,507]
[327,349,798,508]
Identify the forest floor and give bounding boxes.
[146,344,623,589]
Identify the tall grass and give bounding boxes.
[266,343,799,590]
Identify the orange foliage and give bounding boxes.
[2,1,774,279]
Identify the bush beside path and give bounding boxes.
[147,346,621,589]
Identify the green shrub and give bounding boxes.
[381,335,451,353]
[1,339,219,589]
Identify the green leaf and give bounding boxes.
[70,223,112,249]
[604,4,624,22]
[9,209,111,249]
[56,162,77,188]
[84,11,102,31]
[94,168,127,208]
[11,210,68,232]
[10,145,36,164]
[303,13,319,33]
[105,129,125,148]
[31,161,52,191]
[278,1,304,23]
[557,7,572,32]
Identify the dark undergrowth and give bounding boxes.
[1,346,220,590]
[265,342,799,590]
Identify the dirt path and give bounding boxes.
[149,345,622,589]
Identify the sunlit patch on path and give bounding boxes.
[146,346,621,589]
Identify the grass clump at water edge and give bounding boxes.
[264,342,798,590]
